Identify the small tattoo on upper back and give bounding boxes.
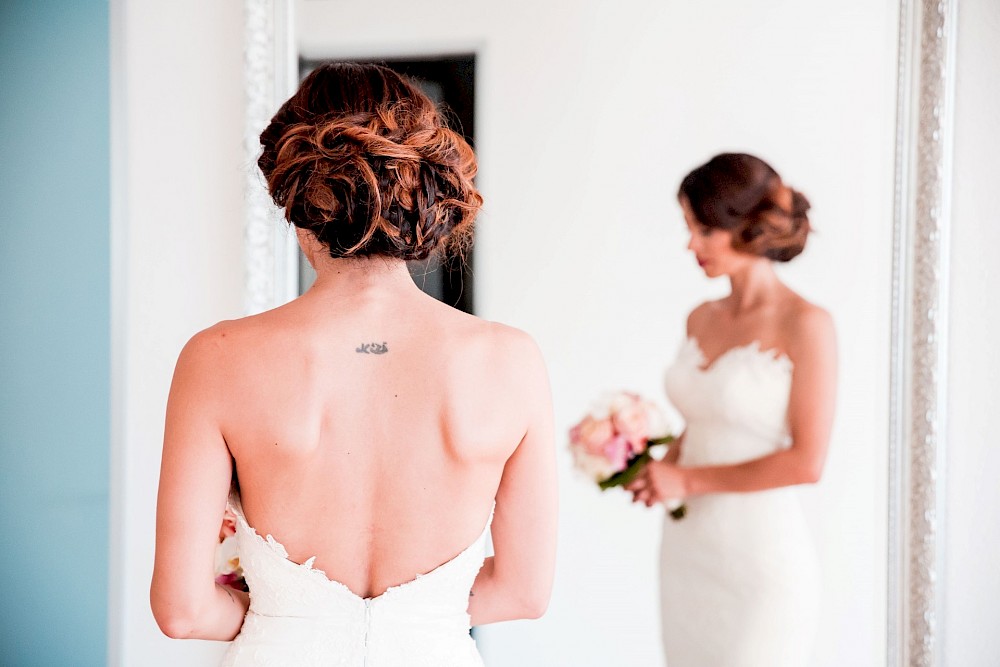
[356,341,389,355]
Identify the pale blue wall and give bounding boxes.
[0,1,109,664]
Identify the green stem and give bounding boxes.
[598,451,651,490]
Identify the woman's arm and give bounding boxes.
[662,434,684,464]
[150,328,249,640]
[468,334,557,625]
[630,307,837,504]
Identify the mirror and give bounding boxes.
[241,0,958,664]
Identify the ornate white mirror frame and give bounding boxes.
[889,0,956,665]
[240,0,958,663]
[243,0,297,315]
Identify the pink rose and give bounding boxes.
[612,396,650,455]
[219,509,238,542]
[571,415,615,456]
[602,435,631,472]
[216,570,247,592]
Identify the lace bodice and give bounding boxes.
[221,494,492,666]
[665,337,793,467]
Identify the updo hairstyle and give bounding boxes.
[258,62,482,260]
[678,153,811,262]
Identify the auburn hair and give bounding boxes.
[258,62,482,260]
[678,153,811,262]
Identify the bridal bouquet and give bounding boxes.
[215,508,247,591]
[569,391,686,519]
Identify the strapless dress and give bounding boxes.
[659,338,821,666]
[221,493,492,667]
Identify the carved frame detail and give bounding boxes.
[889,0,956,665]
[243,0,297,315]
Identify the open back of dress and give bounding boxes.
[221,491,493,667]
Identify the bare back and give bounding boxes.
[209,281,537,598]
[152,61,556,640]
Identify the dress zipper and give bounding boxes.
[362,599,371,666]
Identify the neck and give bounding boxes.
[306,255,418,301]
[726,259,781,313]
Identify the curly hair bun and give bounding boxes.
[678,153,811,262]
[258,62,482,261]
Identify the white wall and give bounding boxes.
[943,0,1000,664]
[113,1,901,664]
[111,1,245,664]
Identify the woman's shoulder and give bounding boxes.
[418,307,544,388]
[173,312,275,373]
[782,292,834,333]
[165,319,256,403]
[180,293,345,352]
[176,320,232,360]
[418,311,550,416]
[685,299,726,337]
[453,315,546,374]
[416,292,537,352]
[183,314,259,348]
[779,293,836,359]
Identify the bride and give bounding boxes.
[150,62,557,665]
[627,153,837,666]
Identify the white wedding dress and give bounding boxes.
[660,338,821,667]
[221,493,492,666]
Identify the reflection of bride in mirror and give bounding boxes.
[626,153,837,666]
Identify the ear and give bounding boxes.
[295,226,320,268]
